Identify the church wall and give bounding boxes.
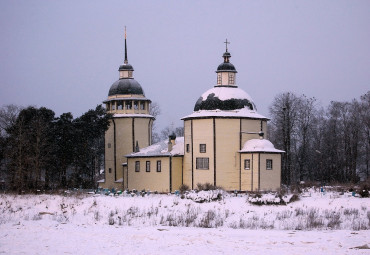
[171,156,183,191]
[192,119,215,187]
[215,118,240,190]
[240,119,267,145]
[127,157,171,193]
[183,120,192,188]
[134,117,152,151]
[252,153,260,191]
[102,119,116,189]
[259,153,281,191]
[240,153,253,191]
[101,117,152,190]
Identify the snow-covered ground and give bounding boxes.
[0,189,369,254]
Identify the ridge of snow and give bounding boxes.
[240,139,284,153]
[200,86,254,102]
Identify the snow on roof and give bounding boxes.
[97,179,105,183]
[113,113,154,118]
[200,86,254,102]
[240,139,284,153]
[115,178,123,183]
[126,137,184,158]
[182,107,268,120]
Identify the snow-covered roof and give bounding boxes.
[201,87,254,102]
[126,137,184,158]
[115,178,123,183]
[182,107,268,120]
[97,179,105,183]
[240,139,284,153]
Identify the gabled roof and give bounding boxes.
[126,137,184,158]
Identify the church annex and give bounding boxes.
[98,33,284,192]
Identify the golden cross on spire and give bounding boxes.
[224,39,230,52]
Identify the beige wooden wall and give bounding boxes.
[101,117,152,190]
[183,120,192,187]
[127,157,170,193]
[183,117,269,191]
[240,153,281,191]
[259,153,281,191]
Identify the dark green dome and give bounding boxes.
[108,79,144,96]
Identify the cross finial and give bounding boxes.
[224,39,230,52]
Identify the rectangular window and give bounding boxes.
[135,161,140,172]
[186,144,190,153]
[140,102,145,110]
[266,159,273,170]
[217,74,222,85]
[108,168,112,173]
[134,101,139,110]
[126,101,132,110]
[146,161,150,172]
[108,143,111,148]
[156,160,161,172]
[117,101,123,110]
[200,144,206,153]
[244,159,250,170]
[196,157,209,170]
[228,73,234,85]
[128,71,133,78]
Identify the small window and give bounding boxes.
[117,101,123,110]
[135,161,140,172]
[112,103,116,110]
[140,102,145,110]
[266,159,273,170]
[156,160,161,172]
[228,73,234,85]
[126,101,132,110]
[108,168,112,173]
[146,161,150,172]
[244,159,250,170]
[200,144,206,153]
[108,143,111,148]
[134,101,139,110]
[217,74,222,85]
[186,144,190,153]
[196,157,209,170]
[128,71,133,78]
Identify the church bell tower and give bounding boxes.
[100,28,154,190]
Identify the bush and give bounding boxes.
[179,184,189,194]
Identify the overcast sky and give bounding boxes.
[1,1,369,131]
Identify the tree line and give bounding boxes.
[268,91,370,185]
[0,105,111,191]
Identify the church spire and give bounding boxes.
[124,26,128,64]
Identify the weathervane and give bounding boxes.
[224,39,230,52]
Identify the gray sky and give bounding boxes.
[1,1,369,131]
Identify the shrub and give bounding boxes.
[179,184,189,194]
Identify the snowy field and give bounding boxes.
[0,189,369,254]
